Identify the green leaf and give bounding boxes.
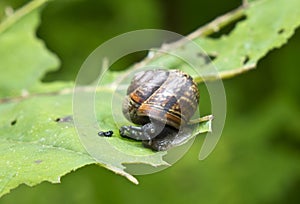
[1,0,300,198]
[133,0,300,82]
[0,0,95,197]
[0,85,212,197]
[0,95,95,196]
[196,0,300,79]
[0,0,59,98]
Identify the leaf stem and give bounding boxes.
[0,85,114,104]
[0,0,48,33]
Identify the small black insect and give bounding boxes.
[98,130,113,137]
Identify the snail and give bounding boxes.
[119,69,204,151]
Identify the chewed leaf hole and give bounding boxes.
[278,29,285,34]
[10,119,17,126]
[197,52,217,64]
[243,55,250,65]
[208,54,217,61]
[209,15,247,38]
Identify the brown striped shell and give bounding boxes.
[122,69,199,129]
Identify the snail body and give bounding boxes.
[120,69,199,151]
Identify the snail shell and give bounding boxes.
[122,69,199,129]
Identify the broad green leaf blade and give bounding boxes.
[131,0,300,82]
[195,0,300,80]
[0,0,59,98]
[0,87,212,197]
[0,95,95,196]
[0,0,92,197]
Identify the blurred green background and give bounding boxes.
[1,0,300,203]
